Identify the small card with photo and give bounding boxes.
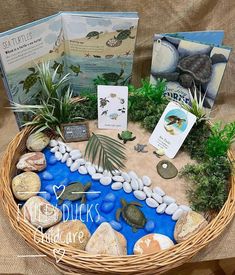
[149,101,197,158]
[97,85,128,130]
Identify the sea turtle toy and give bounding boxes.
[134,144,148,153]
[57,181,91,205]
[102,69,124,85]
[99,97,109,108]
[86,31,103,39]
[116,199,147,232]
[118,131,136,144]
[114,26,135,41]
[52,61,64,77]
[19,67,39,93]
[69,64,83,76]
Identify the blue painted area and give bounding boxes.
[38,148,176,255]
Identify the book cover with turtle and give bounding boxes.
[0,11,138,127]
[150,32,231,110]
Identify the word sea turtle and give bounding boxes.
[118,131,136,144]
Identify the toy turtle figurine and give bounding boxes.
[116,199,147,232]
[134,144,148,153]
[69,64,83,76]
[102,69,124,85]
[86,31,103,39]
[114,26,135,41]
[52,61,64,77]
[19,67,39,93]
[57,181,91,205]
[118,131,136,144]
[99,97,109,108]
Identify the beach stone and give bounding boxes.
[174,211,208,243]
[66,157,73,167]
[16,152,46,172]
[61,152,69,163]
[42,171,54,180]
[65,145,72,152]
[87,165,96,175]
[85,222,126,255]
[156,203,167,214]
[75,158,85,166]
[70,161,80,172]
[103,170,112,177]
[121,172,131,182]
[111,182,123,190]
[142,175,151,186]
[12,172,41,200]
[26,132,50,152]
[131,179,139,191]
[112,170,121,176]
[55,151,62,161]
[78,166,88,175]
[112,175,125,182]
[48,155,57,165]
[179,205,192,212]
[22,196,62,228]
[50,146,59,153]
[153,186,165,196]
[157,160,178,179]
[128,171,138,180]
[144,220,155,232]
[133,233,174,255]
[133,190,146,201]
[146,198,159,208]
[172,208,184,221]
[92,173,103,180]
[103,192,116,202]
[59,144,66,154]
[163,195,176,205]
[85,161,92,167]
[123,182,132,193]
[97,166,104,173]
[70,150,82,160]
[165,203,178,215]
[137,178,144,190]
[49,139,58,147]
[45,220,90,250]
[109,220,122,231]
[100,176,112,186]
[152,193,163,204]
[143,186,152,198]
[86,190,100,201]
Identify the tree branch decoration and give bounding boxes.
[85,133,126,172]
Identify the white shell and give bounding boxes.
[112,176,124,182]
[121,172,131,182]
[131,179,139,191]
[137,178,144,190]
[50,146,59,153]
[55,151,62,161]
[87,165,96,175]
[70,150,82,160]
[142,175,151,186]
[92,173,103,180]
[70,161,80,172]
[179,205,191,212]
[156,203,167,214]
[123,182,132,193]
[153,187,165,196]
[133,190,146,201]
[49,139,58,147]
[143,186,152,198]
[78,166,88,175]
[100,176,112,186]
[165,203,178,215]
[152,193,163,204]
[163,195,176,205]
[111,182,123,190]
[128,171,138,180]
[59,144,66,154]
[172,208,184,221]
[61,152,69,163]
[66,157,73,167]
[146,198,159,208]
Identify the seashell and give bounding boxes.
[143,186,152,198]
[55,151,62,161]
[137,178,144,190]
[172,208,184,221]
[111,182,123,190]
[133,190,146,201]
[50,146,59,153]
[78,166,88,175]
[26,132,50,152]
[112,176,124,182]
[70,149,82,160]
[66,157,73,167]
[49,139,58,147]
[128,171,138,180]
[121,172,131,182]
[70,161,80,172]
[146,198,159,208]
[61,152,69,163]
[165,203,178,215]
[156,203,167,214]
[131,179,139,191]
[92,173,103,181]
[163,195,176,205]
[100,176,112,186]
[16,152,46,172]
[87,165,96,176]
[123,181,132,193]
[142,175,151,186]
[153,186,165,196]
[152,192,163,204]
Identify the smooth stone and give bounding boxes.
[87,165,96,175]
[144,220,155,232]
[59,144,66,154]
[22,196,62,228]
[94,214,106,225]
[137,178,144,190]
[112,176,125,182]
[97,166,104,173]
[131,179,139,191]
[61,152,69,163]
[70,161,80,172]
[111,182,123,190]
[100,202,115,213]
[66,145,72,152]
[103,170,112,177]
[174,211,208,243]
[134,233,174,255]
[165,203,178,215]
[85,161,92,167]
[45,220,90,250]
[42,171,54,180]
[153,186,165,196]
[49,139,58,147]
[172,208,184,221]
[48,155,57,165]
[85,222,126,255]
[155,148,165,156]
[146,197,159,208]
[45,184,55,194]
[26,132,50,152]
[142,175,151,186]
[133,190,146,200]
[123,181,132,193]
[11,172,41,200]
[86,189,100,200]
[92,173,103,180]
[112,170,121,176]
[55,151,62,161]
[152,193,163,204]
[156,203,167,214]
[70,150,82,160]
[78,166,88,175]
[50,146,59,153]
[103,192,116,202]
[75,158,85,166]
[128,171,138,180]
[179,205,192,212]
[40,192,51,201]
[66,157,73,167]
[109,220,122,231]
[143,186,152,198]
[100,176,112,186]
[157,160,178,179]
[121,172,131,182]
[163,195,176,205]
[16,152,46,172]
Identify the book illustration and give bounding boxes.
[164,109,187,136]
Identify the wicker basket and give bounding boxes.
[1,126,235,275]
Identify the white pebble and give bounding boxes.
[87,165,96,176]
[50,146,59,153]
[55,151,62,160]
[172,208,184,221]
[146,198,159,208]
[59,144,66,154]
[78,166,88,175]
[179,205,191,212]
[111,182,123,190]
[61,152,69,163]
[156,203,167,214]
[165,203,178,215]
[163,195,176,205]
[152,192,163,204]
[121,172,131,182]
[133,190,146,200]
[85,161,92,167]
[66,145,72,152]
[92,173,103,180]
[137,178,144,190]
[123,181,132,193]
[112,170,121,176]
[66,157,73,167]
[100,176,112,186]
[49,139,58,147]
[70,161,80,172]
[103,170,112,177]
[70,150,82,160]
[75,158,85,166]
[153,187,165,196]
[112,176,124,182]
[128,171,138,180]
[131,179,139,191]
[143,186,152,198]
[142,175,151,186]
[97,166,104,173]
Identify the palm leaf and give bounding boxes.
[85,133,126,172]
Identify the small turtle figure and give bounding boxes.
[100,97,109,108]
[166,115,186,128]
[114,26,135,41]
[86,31,103,39]
[134,144,148,153]
[52,61,64,78]
[57,181,91,205]
[69,64,83,76]
[102,69,124,85]
[118,131,136,144]
[19,67,39,93]
[116,199,146,232]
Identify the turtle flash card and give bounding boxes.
[97,85,128,130]
[149,101,196,158]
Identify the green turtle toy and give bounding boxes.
[69,64,83,76]
[19,67,39,93]
[118,130,136,144]
[114,26,135,41]
[102,69,124,85]
[86,31,103,39]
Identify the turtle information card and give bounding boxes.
[149,101,196,158]
[97,85,128,130]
